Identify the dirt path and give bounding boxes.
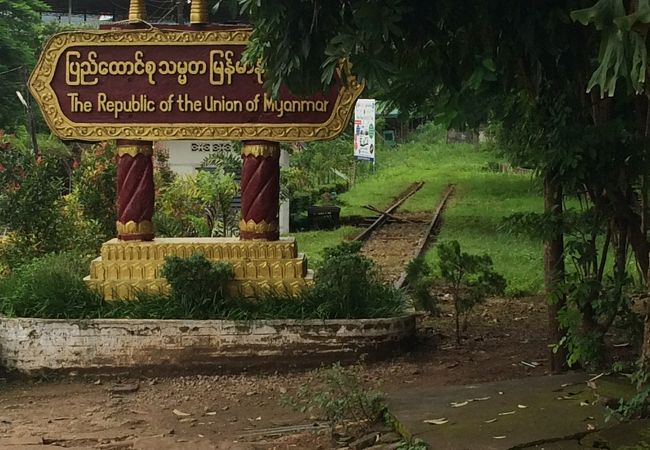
[360,212,431,284]
[0,296,557,450]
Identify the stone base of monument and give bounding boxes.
[84,237,312,300]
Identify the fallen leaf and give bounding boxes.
[173,409,191,417]
[424,418,449,425]
[613,342,630,348]
[474,396,491,401]
[580,401,590,406]
[498,411,515,416]
[493,435,507,439]
[451,401,469,408]
[587,423,595,431]
[205,411,217,416]
[517,404,528,409]
[484,418,497,424]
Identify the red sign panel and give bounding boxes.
[29,28,363,141]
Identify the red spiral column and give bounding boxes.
[239,141,280,241]
[116,140,155,241]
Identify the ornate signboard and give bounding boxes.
[29,28,364,141]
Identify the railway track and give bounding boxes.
[355,183,456,288]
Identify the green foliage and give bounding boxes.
[69,141,117,238]
[396,440,428,450]
[308,241,404,319]
[155,170,239,237]
[404,256,439,315]
[572,0,650,96]
[0,246,404,320]
[0,251,101,319]
[161,254,234,303]
[0,0,48,130]
[283,363,384,427]
[437,240,506,343]
[614,363,650,419]
[0,133,67,265]
[0,133,109,268]
[292,136,353,186]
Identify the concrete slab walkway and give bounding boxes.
[386,373,648,449]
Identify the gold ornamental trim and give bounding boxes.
[117,144,153,157]
[239,219,279,233]
[117,220,154,235]
[242,143,280,158]
[28,28,365,142]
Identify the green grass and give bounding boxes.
[429,173,543,296]
[290,123,544,296]
[292,226,359,266]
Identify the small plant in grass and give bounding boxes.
[283,363,384,429]
[161,254,234,303]
[404,256,439,315]
[437,241,506,344]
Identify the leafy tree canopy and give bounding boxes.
[0,0,48,130]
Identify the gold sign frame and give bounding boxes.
[29,28,364,142]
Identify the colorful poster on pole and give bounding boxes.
[354,99,376,161]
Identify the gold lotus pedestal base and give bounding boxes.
[84,237,313,300]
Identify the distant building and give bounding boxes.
[159,140,236,175]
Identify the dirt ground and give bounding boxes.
[360,212,431,284]
[0,210,637,449]
[0,295,566,450]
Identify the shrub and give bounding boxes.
[283,363,384,428]
[404,256,439,315]
[70,141,116,238]
[161,254,234,303]
[437,240,506,344]
[307,241,404,319]
[0,134,67,264]
[0,251,102,319]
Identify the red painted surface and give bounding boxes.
[240,149,280,241]
[116,140,154,241]
[50,41,342,125]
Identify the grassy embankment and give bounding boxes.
[290,126,543,296]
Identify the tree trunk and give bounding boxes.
[544,173,568,373]
[643,300,650,370]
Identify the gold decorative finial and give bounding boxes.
[190,0,209,25]
[129,0,146,21]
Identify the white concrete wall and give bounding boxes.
[0,316,415,375]
[161,140,235,175]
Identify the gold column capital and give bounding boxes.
[129,0,147,21]
[117,143,153,157]
[242,141,280,158]
[190,0,209,25]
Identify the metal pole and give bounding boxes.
[22,68,39,156]
[68,0,72,24]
